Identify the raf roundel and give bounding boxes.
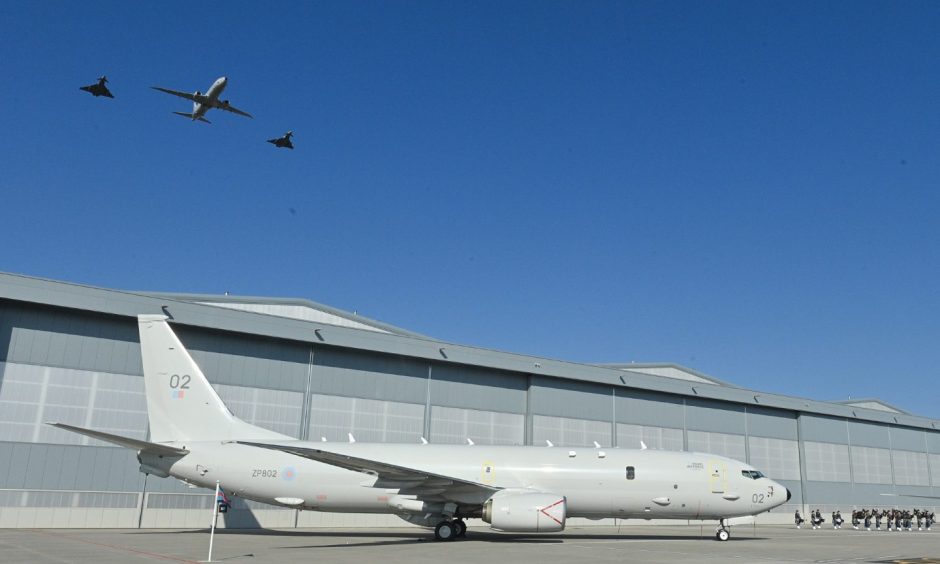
[282,467,297,481]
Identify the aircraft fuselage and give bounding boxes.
[162,442,787,521]
[191,77,228,120]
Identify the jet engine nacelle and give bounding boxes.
[482,490,567,532]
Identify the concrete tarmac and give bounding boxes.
[0,525,937,564]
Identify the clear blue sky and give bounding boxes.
[2,1,939,417]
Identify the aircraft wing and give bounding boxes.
[239,441,499,501]
[218,103,253,118]
[151,86,198,102]
[47,422,188,456]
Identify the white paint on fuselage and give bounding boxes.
[192,77,227,120]
[166,442,787,521]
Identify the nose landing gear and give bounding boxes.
[715,519,731,541]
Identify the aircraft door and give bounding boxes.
[708,460,726,493]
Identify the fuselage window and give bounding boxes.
[626,466,635,480]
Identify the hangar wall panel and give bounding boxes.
[890,427,930,452]
[615,389,684,429]
[0,362,147,446]
[616,423,683,451]
[849,446,892,484]
[893,450,929,486]
[801,415,849,444]
[530,377,612,420]
[308,393,425,443]
[930,454,940,487]
[746,407,797,440]
[803,441,851,482]
[747,436,800,480]
[847,421,891,449]
[429,363,526,413]
[214,383,304,438]
[1,305,140,375]
[687,430,746,461]
[178,326,309,392]
[532,415,612,447]
[430,406,524,445]
[310,347,427,403]
[927,432,940,453]
[685,398,744,434]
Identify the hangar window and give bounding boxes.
[626,466,635,480]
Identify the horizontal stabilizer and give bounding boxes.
[46,422,188,456]
[172,111,210,124]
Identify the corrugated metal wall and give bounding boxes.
[1,299,938,528]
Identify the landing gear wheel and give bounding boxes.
[716,528,730,541]
[453,519,467,538]
[434,520,456,541]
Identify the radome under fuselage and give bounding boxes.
[160,442,786,520]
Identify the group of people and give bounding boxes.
[795,508,935,531]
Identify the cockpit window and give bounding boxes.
[741,469,764,479]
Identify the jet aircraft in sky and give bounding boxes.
[267,131,294,149]
[80,76,114,98]
[50,315,790,542]
[151,76,252,123]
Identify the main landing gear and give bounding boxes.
[434,518,467,541]
[715,519,731,541]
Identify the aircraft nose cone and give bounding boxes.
[786,488,792,502]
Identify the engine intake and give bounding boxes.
[483,490,567,532]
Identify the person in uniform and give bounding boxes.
[795,509,805,528]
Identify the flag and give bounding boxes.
[217,486,230,505]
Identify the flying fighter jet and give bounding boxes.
[80,76,114,98]
[49,315,791,542]
[151,76,252,123]
[267,131,294,149]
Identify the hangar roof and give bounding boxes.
[595,363,736,387]
[831,398,910,415]
[1,271,937,432]
[142,292,427,338]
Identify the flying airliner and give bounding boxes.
[151,77,252,123]
[50,315,790,542]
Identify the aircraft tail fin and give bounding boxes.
[138,315,287,443]
[172,111,210,124]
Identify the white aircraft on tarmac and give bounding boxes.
[152,77,252,123]
[50,315,790,542]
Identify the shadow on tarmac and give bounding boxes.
[122,528,767,546]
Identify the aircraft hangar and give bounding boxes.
[0,271,937,529]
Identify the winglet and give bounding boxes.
[348,433,356,444]
[466,438,475,446]
[640,440,648,450]
[420,437,428,444]
[545,440,554,447]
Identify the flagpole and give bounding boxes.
[206,480,220,562]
